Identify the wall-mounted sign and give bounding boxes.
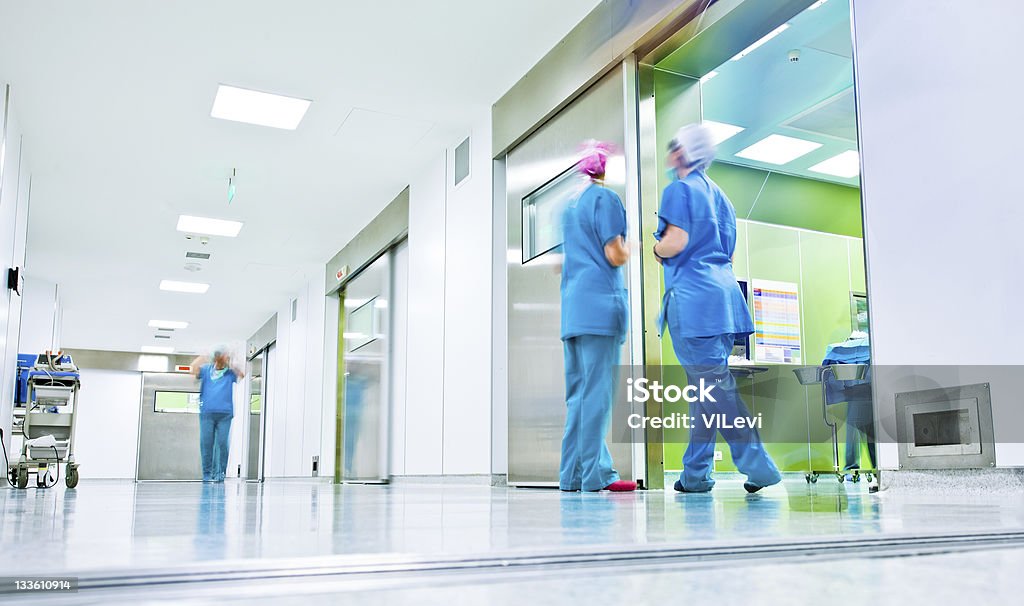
[176,365,193,373]
[336,265,350,281]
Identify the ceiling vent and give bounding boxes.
[157,327,175,332]
[154,334,172,340]
[186,251,211,260]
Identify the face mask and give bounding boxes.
[665,168,680,182]
[212,367,227,380]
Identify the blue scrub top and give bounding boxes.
[655,171,753,339]
[560,183,628,341]
[198,364,237,416]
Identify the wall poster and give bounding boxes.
[751,279,801,364]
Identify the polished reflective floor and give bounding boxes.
[2,477,1023,602]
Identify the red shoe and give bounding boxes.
[605,480,637,492]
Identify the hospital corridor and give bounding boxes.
[1,1,1023,604]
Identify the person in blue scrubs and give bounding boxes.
[653,124,781,494]
[191,347,245,482]
[559,140,636,493]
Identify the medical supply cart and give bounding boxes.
[794,364,873,485]
[7,353,82,489]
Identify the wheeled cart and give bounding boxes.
[7,353,81,489]
[793,364,873,485]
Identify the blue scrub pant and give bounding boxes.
[672,334,781,492]
[844,399,876,470]
[561,335,621,492]
[200,412,232,481]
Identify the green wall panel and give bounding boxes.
[746,223,801,284]
[799,231,857,471]
[733,221,749,280]
[708,162,863,238]
[801,232,855,358]
[849,239,866,292]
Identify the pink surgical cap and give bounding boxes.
[577,140,615,177]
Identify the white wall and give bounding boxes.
[0,83,32,446]
[403,151,447,474]
[852,0,1024,467]
[263,269,326,477]
[72,369,141,479]
[440,115,493,474]
[19,277,61,354]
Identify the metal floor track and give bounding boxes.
[9,530,1024,602]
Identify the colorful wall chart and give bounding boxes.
[751,279,802,364]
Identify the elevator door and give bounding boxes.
[137,372,203,480]
[506,68,636,486]
[339,251,391,483]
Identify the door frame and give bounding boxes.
[244,344,273,482]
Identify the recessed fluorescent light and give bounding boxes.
[149,320,189,330]
[160,280,210,294]
[702,120,745,145]
[808,0,830,9]
[735,134,822,165]
[141,346,174,354]
[699,71,719,83]
[177,215,243,238]
[809,150,860,178]
[210,84,311,130]
[730,24,790,61]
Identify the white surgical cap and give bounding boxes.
[670,123,717,172]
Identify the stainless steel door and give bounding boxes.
[136,372,203,481]
[339,252,391,483]
[506,67,636,486]
[245,348,269,481]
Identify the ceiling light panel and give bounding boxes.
[177,215,243,237]
[809,150,860,178]
[735,134,822,165]
[160,280,210,294]
[730,24,790,61]
[149,320,189,329]
[702,120,745,145]
[210,85,311,130]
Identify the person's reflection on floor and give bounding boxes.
[558,491,627,545]
[194,482,227,560]
[670,490,717,540]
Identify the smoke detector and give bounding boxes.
[184,262,202,273]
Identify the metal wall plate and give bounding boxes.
[896,383,995,470]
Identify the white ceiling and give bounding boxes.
[0,0,600,355]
